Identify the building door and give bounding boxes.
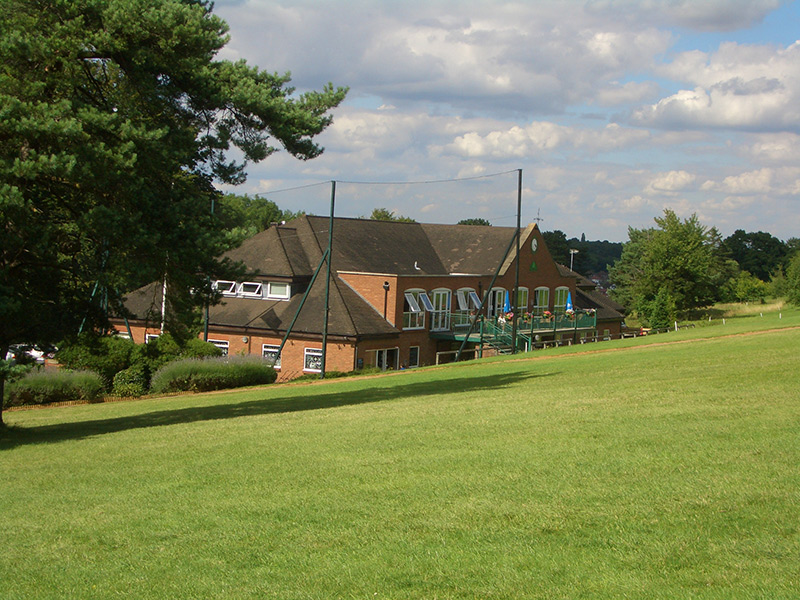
[376,348,399,371]
[430,289,451,331]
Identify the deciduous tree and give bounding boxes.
[458,218,492,226]
[365,208,416,222]
[609,210,732,321]
[722,230,788,281]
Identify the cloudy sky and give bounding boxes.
[214,0,800,241]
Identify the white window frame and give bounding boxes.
[238,282,263,298]
[418,291,434,312]
[554,286,570,314]
[262,344,281,369]
[430,288,451,331]
[266,282,290,300]
[453,288,479,328]
[374,347,400,371]
[304,348,323,372]
[145,333,160,343]
[469,290,482,309]
[516,287,529,311]
[534,287,550,316]
[402,289,426,330]
[208,339,229,356]
[488,287,506,318]
[214,280,237,296]
[409,346,420,368]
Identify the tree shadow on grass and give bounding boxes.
[1,369,554,449]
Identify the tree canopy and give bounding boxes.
[364,207,416,222]
[722,230,788,281]
[458,218,492,226]
[0,0,346,422]
[215,193,301,250]
[608,210,735,323]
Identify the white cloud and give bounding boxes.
[633,41,800,131]
[703,168,774,194]
[211,1,800,241]
[644,170,696,195]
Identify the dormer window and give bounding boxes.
[238,282,263,297]
[267,282,290,300]
[214,280,236,296]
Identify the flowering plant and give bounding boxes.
[505,311,514,319]
[565,308,575,316]
[542,310,552,318]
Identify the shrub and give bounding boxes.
[112,364,149,397]
[4,370,104,408]
[644,287,677,329]
[150,356,277,394]
[181,338,224,359]
[56,334,136,389]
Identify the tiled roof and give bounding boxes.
[574,288,626,321]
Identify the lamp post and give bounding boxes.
[569,248,579,271]
[383,281,390,319]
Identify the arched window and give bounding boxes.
[554,286,570,314]
[453,287,481,328]
[516,287,529,312]
[488,287,506,318]
[402,288,427,329]
[430,288,451,331]
[533,287,549,315]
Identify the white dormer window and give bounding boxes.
[238,282,263,297]
[267,282,290,300]
[214,280,236,296]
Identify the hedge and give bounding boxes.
[4,370,104,408]
[150,356,277,394]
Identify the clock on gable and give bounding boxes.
[530,237,538,252]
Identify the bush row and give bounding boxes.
[4,370,104,408]
[150,356,277,393]
[55,332,223,396]
[2,333,280,408]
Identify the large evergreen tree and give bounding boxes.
[0,0,346,423]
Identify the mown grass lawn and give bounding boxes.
[2,314,800,599]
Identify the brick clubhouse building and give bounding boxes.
[115,216,624,381]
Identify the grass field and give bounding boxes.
[2,309,800,599]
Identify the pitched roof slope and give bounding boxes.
[222,225,313,278]
[301,215,519,276]
[209,268,398,338]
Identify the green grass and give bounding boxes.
[2,311,800,599]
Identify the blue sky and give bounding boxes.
[214,0,800,242]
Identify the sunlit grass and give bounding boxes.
[2,318,799,599]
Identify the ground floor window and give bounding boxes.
[262,344,281,369]
[145,333,160,343]
[372,347,399,371]
[534,287,549,315]
[208,339,229,356]
[409,346,420,368]
[304,348,323,372]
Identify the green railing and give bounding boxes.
[463,310,597,353]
